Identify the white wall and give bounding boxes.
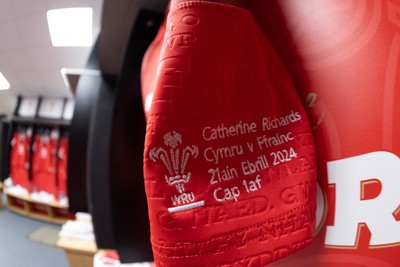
[0,90,17,118]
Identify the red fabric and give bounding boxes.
[141,18,166,118]
[31,133,58,196]
[243,1,400,266]
[57,137,69,198]
[9,131,31,191]
[143,2,316,266]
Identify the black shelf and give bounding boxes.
[11,116,71,128]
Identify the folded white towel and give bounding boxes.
[75,212,92,223]
[61,220,93,234]
[7,184,29,197]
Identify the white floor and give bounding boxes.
[0,194,69,267]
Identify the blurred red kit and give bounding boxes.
[250,1,400,266]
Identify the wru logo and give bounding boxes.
[150,131,199,194]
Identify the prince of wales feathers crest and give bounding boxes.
[149,131,199,194]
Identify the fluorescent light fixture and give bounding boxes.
[47,7,93,47]
[0,72,10,90]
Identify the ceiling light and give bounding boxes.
[47,8,93,47]
[0,72,10,90]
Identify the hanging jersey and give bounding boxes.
[9,131,31,191]
[142,2,317,266]
[57,137,69,198]
[31,133,58,196]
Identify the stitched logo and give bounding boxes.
[150,131,199,194]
